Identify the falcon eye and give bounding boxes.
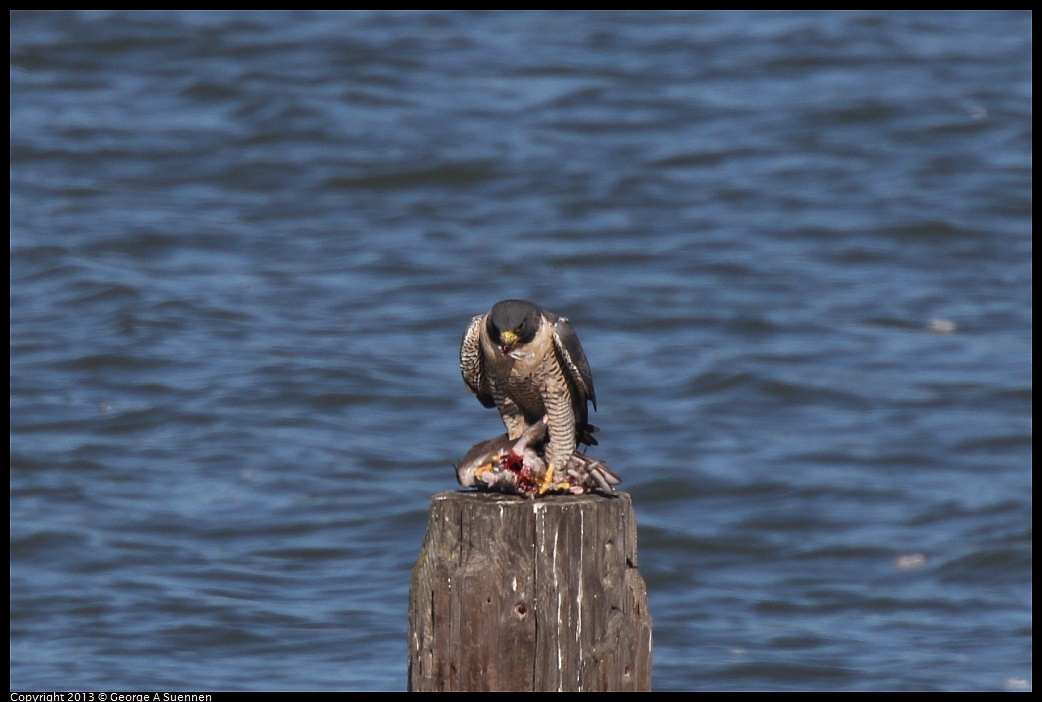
[514,325,523,334]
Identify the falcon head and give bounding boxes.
[486,299,541,356]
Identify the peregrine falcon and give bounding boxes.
[460,299,597,479]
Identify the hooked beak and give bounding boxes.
[498,330,518,355]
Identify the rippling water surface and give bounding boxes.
[10,11,1032,691]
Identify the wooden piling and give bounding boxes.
[408,491,652,691]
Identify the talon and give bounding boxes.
[474,460,496,477]
[537,463,556,495]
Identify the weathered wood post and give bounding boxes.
[408,491,652,691]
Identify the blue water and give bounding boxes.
[10,10,1031,691]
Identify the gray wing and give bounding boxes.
[550,315,596,411]
[460,313,496,409]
